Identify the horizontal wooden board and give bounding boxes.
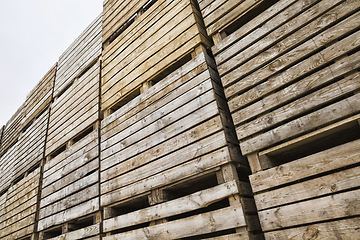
[100,118,226,189]
[103,206,245,240]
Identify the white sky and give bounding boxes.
[0,1,102,127]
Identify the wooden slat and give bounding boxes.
[40,171,98,210]
[104,206,246,240]
[104,180,240,231]
[226,17,360,108]
[249,138,360,193]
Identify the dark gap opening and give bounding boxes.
[83,169,98,178]
[0,188,8,197]
[267,121,360,167]
[77,58,98,80]
[167,198,229,221]
[56,79,74,100]
[150,53,193,85]
[12,174,24,186]
[143,0,157,12]
[108,13,137,45]
[182,228,236,240]
[223,0,280,37]
[75,215,94,229]
[110,88,141,113]
[50,144,67,159]
[113,195,150,216]
[43,226,62,238]
[21,120,33,134]
[27,161,41,175]
[73,126,94,144]
[167,173,219,199]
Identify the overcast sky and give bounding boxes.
[0,1,102,127]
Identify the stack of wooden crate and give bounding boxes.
[37,15,102,240]
[205,0,360,238]
[100,0,263,239]
[0,63,57,240]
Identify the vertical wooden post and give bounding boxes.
[148,189,171,226]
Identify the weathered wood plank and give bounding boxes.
[44,130,98,175]
[104,180,240,231]
[0,213,35,237]
[101,100,220,169]
[101,55,210,141]
[250,138,360,193]
[264,217,360,240]
[223,0,360,99]
[104,206,245,240]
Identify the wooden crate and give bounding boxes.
[45,14,101,156]
[54,14,102,97]
[0,104,24,155]
[0,108,50,192]
[208,0,360,237]
[100,48,263,238]
[0,137,20,194]
[22,63,57,129]
[101,0,212,111]
[38,127,101,239]
[0,168,41,240]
